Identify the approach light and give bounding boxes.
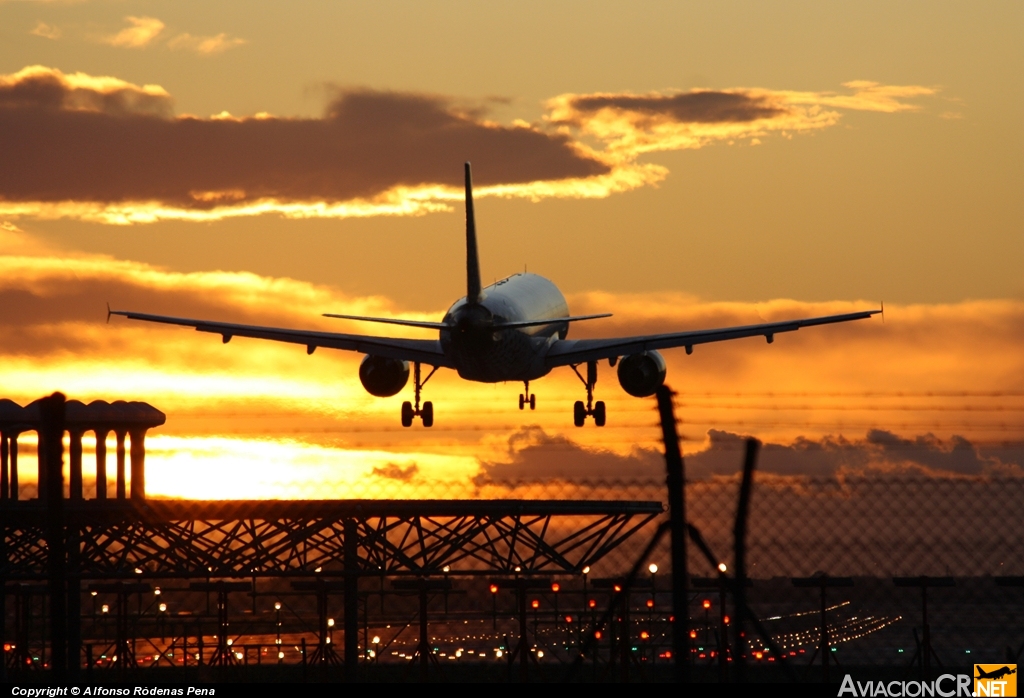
[588,600,596,608]
[703,599,711,610]
[101,605,109,614]
[443,565,451,573]
[158,603,167,613]
[328,618,335,628]
[154,587,161,596]
[551,583,560,593]
[718,563,727,573]
[274,602,282,610]
[490,584,499,594]
[648,563,658,574]
[647,599,654,608]
[372,636,380,645]
[531,600,539,609]
[582,566,591,575]
[613,585,622,593]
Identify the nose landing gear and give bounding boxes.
[401,362,438,427]
[571,360,606,427]
[518,381,536,410]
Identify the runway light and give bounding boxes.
[101,605,109,614]
[158,603,167,613]
[274,602,282,610]
[278,651,284,660]
[154,587,161,596]
[648,564,658,574]
[328,618,335,628]
[582,566,590,575]
[718,563,728,573]
[372,636,380,644]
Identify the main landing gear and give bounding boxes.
[571,360,606,427]
[402,362,438,428]
[519,381,536,410]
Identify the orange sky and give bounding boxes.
[0,2,1021,498]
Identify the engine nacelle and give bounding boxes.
[616,351,667,397]
[358,355,410,397]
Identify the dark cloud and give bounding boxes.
[561,91,787,125]
[371,463,419,481]
[0,68,173,117]
[0,69,608,208]
[475,426,1023,486]
[475,426,664,484]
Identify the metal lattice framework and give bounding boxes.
[1,499,662,579]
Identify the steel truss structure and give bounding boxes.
[1,499,662,579]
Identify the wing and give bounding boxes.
[109,310,454,367]
[544,309,880,367]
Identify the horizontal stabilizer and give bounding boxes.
[496,313,612,329]
[322,313,448,330]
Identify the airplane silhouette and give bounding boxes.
[111,163,880,427]
[976,666,1017,681]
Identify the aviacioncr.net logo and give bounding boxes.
[838,674,973,697]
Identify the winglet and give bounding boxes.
[464,162,482,304]
[106,302,112,324]
[881,300,885,324]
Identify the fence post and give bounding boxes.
[656,386,689,683]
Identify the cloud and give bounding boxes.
[547,81,936,156]
[0,65,173,116]
[475,425,1023,486]
[0,67,611,224]
[0,66,936,224]
[29,21,61,39]
[102,16,165,48]
[371,462,420,481]
[167,32,246,55]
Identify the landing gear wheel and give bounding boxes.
[573,400,586,427]
[529,394,536,410]
[401,401,414,428]
[593,400,606,427]
[421,401,434,428]
[519,394,525,410]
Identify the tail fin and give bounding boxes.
[464,162,482,304]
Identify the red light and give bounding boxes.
[689,630,697,639]
[565,616,572,624]
[489,584,498,594]
[588,599,596,608]
[594,631,602,640]
[702,599,711,610]
[755,651,763,660]
[664,651,672,659]
[640,631,649,640]
[613,585,622,592]
[531,600,539,609]
[551,583,560,593]
[723,615,730,625]
[2,644,10,652]
[646,599,654,608]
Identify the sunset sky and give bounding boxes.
[1,2,1021,499]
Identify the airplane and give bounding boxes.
[976,667,1016,681]
[110,163,881,428]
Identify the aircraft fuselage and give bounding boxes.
[441,272,568,382]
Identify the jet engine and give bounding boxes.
[616,351,667,397]
[358,355,410,397]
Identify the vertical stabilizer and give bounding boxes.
[464,162,482,304]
